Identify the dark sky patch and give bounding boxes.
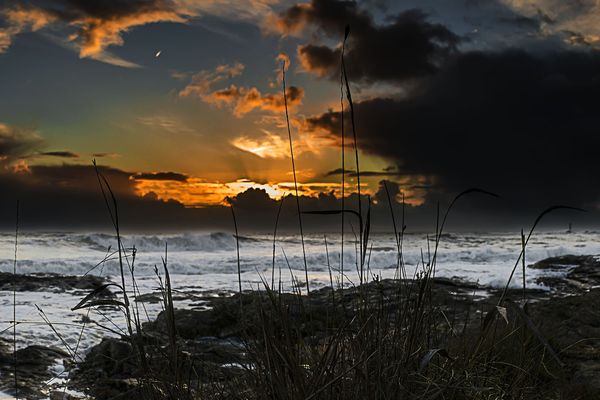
[308,48,600,212]
[133,171,189,182]
[277,1,459,83]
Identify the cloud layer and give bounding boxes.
[0,0,192,59]
[273,1,459,83]
[260,0,600,216]
[307,48,600,210]
[0,0,278,66]
[0,123,44,163]
[179,61,304,117]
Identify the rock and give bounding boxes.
[71,255,600,399]
[0,338,72,399]
[149,307,239,339]
[528,288,600,395]
[530,255,600,293]
[76,338,136,378]
[68,338,139,400]
[0,272,113,295]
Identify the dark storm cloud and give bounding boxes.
[324,167,353,176]
[372,179,399,204]
[92,152,120,158]
[36,151,79,158]
[27,164,137,195]
[56,0,172,19]
[496,14,542,30]
[324,168,403,177]
[0,161,582,232]
[133,171,189,182]
[276,0,459,83]
[0,164,417,232]
[226,187,276,211]
[0,164,216,230]
[308,49,600,212]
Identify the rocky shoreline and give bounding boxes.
[1,254,599,399]
[0,272,111,294]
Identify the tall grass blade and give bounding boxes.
[340,24,348,292]
[12,200,18,400]
[71,283,124,311]
[521,229,526,301]
[92,160,133,337]
[272,195,285,289]
[383,181,401,275]
[341,25,364,272]
[231,205,242,310]
[282,59,310,296]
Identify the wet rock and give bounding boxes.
[528,288,600,395]
[135,289,228,305]
[0,272,113,295]
[150,308,238,339]
[77,338,137,378]
[530,255,600,293]
[0,338,72,399]
[68,338,139,400]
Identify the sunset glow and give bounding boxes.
[0,0,597,229]
[133,177,387,207]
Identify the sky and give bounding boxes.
[0,0,599,231]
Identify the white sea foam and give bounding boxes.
[1,230,599,357]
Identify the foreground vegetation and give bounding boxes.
[60,252,599,400]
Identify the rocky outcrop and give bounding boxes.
[63,255,600,399]
[0,272,112,294]
[530,255,600,293]
[0,338,72,399]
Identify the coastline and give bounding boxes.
[1,254,600,399]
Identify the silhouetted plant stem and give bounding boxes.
[282,60,310,296]
[341,25,364,284]
[521,228,526,301]
[272,195,285,289]
[93,160,133,338]
[340,26,347,291]
[13,200,18,400]
[231,205,242,311]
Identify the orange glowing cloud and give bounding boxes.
[0,6,56,53]
[178,62,245,97]
[133,176,354,207]
[0,1,193,62]
[134,177,285,207]
[230,123,337,159]
[0,1,281,63]
[202,84,304,117]
[71,10,190,58]
[263,3,311,36]
[179,58,304,117]
[231,131,290,159]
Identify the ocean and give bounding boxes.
[1,230,598,353]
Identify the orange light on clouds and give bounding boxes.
[133,177,372,207]
[230,124,337,160]
[230,131,290,159]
